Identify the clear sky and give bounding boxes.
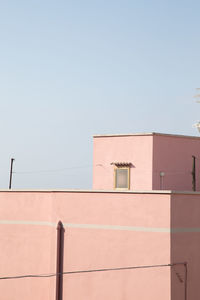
[0,0,200,189]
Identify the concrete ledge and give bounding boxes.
[1,189,200,195]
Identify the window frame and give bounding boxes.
[114,166,130,190]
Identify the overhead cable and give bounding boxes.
[13,165,92,174]
[0,262,187,281]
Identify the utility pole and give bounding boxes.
[9,158,15,189]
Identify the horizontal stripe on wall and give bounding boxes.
[0,220,200,233]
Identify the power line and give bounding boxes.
[13,168,197,176]
[0,262,186,280]
[13,164,92,175]
[0,263,188,300]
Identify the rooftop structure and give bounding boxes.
[93,132,200,191]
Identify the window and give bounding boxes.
[114,167,130,189]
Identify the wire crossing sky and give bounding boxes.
[0,0,200,189]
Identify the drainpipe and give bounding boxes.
[56,221,64,300]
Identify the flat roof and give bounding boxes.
[93,132,200,140]
[1,189,200,195]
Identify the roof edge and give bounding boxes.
[0,189,200,195]
[93,132,200,139]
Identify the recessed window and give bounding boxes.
[114,167,130,189]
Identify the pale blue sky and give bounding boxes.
[0,0,200,189]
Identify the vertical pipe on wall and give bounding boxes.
[192,156,196,191]
[56,221,65,300]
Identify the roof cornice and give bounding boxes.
[93,132,200,140]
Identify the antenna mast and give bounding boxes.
[193,88,200,132]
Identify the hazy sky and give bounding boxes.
[0,0,200,189]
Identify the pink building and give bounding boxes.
[1,132,200,300]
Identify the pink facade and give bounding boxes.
[0,190,171,300]
[93,134,153,190]
[153,134,200,191]
[93,132,200,191]
[0,190,200,299]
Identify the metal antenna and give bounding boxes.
[9,158,15,189]
[193,88,200,132]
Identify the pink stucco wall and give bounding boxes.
[93,135,153,190]
[0,190,171,300]
[153,135,200,191]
